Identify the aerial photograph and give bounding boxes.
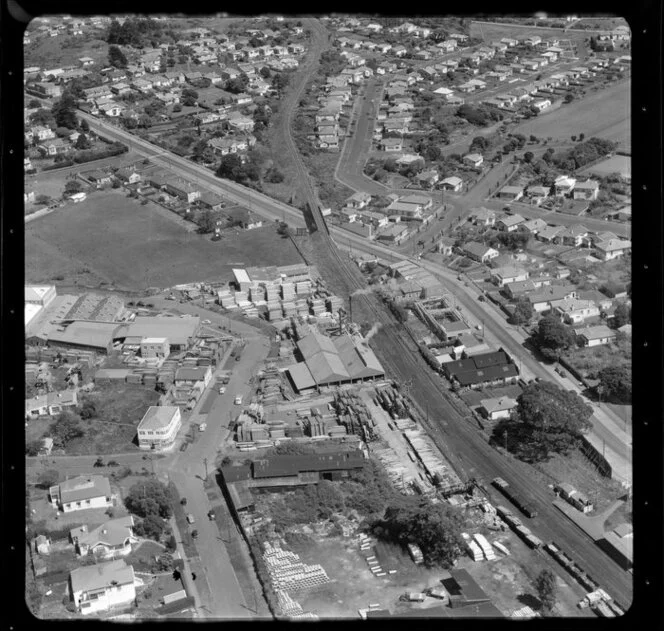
[23,12,632,620]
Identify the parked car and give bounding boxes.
[218,386,226,395]
[208,510,215,520]
[234,395,243,405]
[203,319,211,324]
[199,422,207,432]
[186,513,195,524]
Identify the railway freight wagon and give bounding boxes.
[492,477,538,518]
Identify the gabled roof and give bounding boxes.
[481,397,517,414]
[576,325,616,340]
[59,475,111,504]
[463,241,494,258]
[71,516,135,548]
[69,559,134,594]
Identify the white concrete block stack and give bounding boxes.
[262,541,330,594]
[473,533,497,560]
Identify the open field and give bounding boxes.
[514,80,630,150]
[579,154,631,178]
[25,189,304,291]
[25,34,110,68]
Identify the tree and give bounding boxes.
[578,133,585,141]
[523,151,534,163]
[166,534,177,552]
[35,194,51,206]
[37,469,60,489]
[181,88,198,107]
[26,439,43,457]
[49,410,85,448]
[529,135,538,142]
[51,91,78,129]
[135,514,166,540]
[276,221,290,237]
[535,315,576,360]
[75,133,91,150]
[197,209,216,234]
[534,569,557,613]
[611,302,630,329]
[80,118,90,132]
[124,480,173,519]
[493,382,593,462]
[78,398,97,420]
[108,45,128,69]
[597,365,631,403]
[564,93,574,104]
[510,297,533,325]
[373,498,465,568]
[64,180,84,195]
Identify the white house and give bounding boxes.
[576,325,617,348]
[439,176,463,192]
[69,559,136,615]
[594,238,631,261]
[480,397,517,421]
[174,365,212,388]
[491,266,529,287]
[497,214,525,232]
[463,153,484,168]
[463,242,500,263]
[554,298,600,324]
[50,475,112,513]
[554,175,576,197]
[469,207,496,226]
[140,337,170,359]
[573,179,600,201]
[346,191,372,209]
[26,390,78,420]
[532,98,551,112]
[70,516,138,558]
[137,406,182,451]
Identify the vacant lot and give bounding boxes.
[563,338,631,380]
[25,34,110,68]
[25,190,304,291]
[579,154,631,178]
[514,80,630,150]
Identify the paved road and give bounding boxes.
[335,78,389,195]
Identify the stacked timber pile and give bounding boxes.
[373,385,410,420]
[333,392,377,442]
[402,428,465,495]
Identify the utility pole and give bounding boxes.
[203,457,209,479]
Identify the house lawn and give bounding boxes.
[25,189,304,291]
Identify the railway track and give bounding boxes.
[281,22,632,610]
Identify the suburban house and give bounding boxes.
[491,266,529,287]
[358,210,389,228]
[479,397,517,421]
[439,176,463,192]
[26,390,78,420]
[573,180,600,200]
[70,516,137,558]
[340,208,358,223]
[376,223,409,245]
[39,138,72,156]
[594,238,631,261]
[553,298,600,324]
[554,175,576,197]
[536,225,565,243]
[69,559,136,615]
[556,224,590,247]
[532,98,551,112]
[468,207,496,226]
[576,325,617,347]
[520,218,547,234]
[174,365,212,388]
[137,406,182,451]
[496,214,525,232]
[497,186,524,202]
[462,242,500,263]
[346,192,372,209]
[528,285,578,312]
[399,194,433,211]
[526,185,550,204]
[114,167,142,185]
[49,475,112,513]
[164,179,200,203]
[416,170,440,189]
[226,112,255,132]
[86,170,113,186]
[385,201,422,220]
[463,153,484,168]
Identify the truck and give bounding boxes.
[407,542,424,565]
[402,592,426,602]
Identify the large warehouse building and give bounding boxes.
[285,330,385,392]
